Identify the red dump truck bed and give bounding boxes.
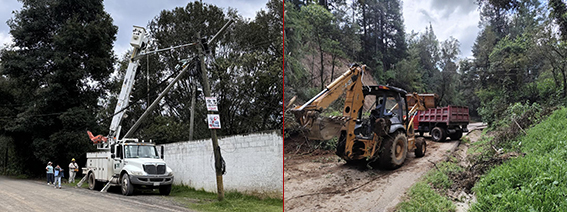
[414,106,469,125]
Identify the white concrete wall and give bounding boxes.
[161,131,283,194]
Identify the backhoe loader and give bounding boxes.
[290,64,427,169]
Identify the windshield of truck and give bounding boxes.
[124,145,159,159]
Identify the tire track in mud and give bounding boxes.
[284,136,461,212]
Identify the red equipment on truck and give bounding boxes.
[407,94,470,142]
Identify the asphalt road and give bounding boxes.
[0,176,194,212]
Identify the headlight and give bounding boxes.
[168,171,174,176]
[131,170,145,176]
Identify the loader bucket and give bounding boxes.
[304,116,346,141]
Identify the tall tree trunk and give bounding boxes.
[319,39,325,91]
[331,53,336,82]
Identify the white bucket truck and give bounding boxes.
[79,26,185,196]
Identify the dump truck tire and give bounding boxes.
[415,137,426,157]
[450,130,463,140]
[431,127,446,142]
[379,132,408,169]
[121,173,134,196]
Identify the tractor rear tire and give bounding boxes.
[415,137,426,157]
[450,130,463,140]
[379,132,408,170]
[431,127,446,142]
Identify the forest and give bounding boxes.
[284,0,567,126]
[0,0,283,176]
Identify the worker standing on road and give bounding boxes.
[46,162,54,185]
[53,165,64,189]
[68,158,79,183]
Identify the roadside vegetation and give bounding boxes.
[170,185,283,212]
[396,103,562,211]
[471,107,567,211]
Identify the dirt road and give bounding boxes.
[0,176,193,212]
[284,123,485,212]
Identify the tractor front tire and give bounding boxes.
[431,127,446,142]
[379,132,408,170]
[415,137,426,157]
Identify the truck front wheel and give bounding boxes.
[121,173,134,196]
[159,184,172,195]
[431,127,446,142]
[379,132,408,169]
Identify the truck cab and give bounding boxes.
[84,139,174,196]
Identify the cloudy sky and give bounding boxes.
[0,0,268,57]
[403,0,480,58]
[0,0,480,58]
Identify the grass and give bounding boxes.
[169,185,283,212]
[471,107,567,212]
[424,162,462,190]
[67,180,89,188]
[396,182,456,212]
[396,162,461,211]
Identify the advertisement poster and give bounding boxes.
[207,114,221,129]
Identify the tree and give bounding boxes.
[357,0,406,77]
[111,0,283,142]
[0,0,117,176]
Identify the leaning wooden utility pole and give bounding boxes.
[196,19,233,201]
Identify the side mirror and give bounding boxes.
[160,146,164,159]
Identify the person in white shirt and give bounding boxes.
[68,158,79,183]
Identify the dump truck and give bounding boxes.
[406,94,470,142]
[290,64,427,169]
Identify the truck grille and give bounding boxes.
[143,164,166,174]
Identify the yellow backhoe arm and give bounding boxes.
[290,65,366,140]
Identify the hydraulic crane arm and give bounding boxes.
[88,26,148,148]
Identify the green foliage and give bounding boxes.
[396,182,456,212]
[471,107,567,212]
[170,185,283,212]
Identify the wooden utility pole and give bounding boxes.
[188,82,196,141]
[197,31,224,201]
[195,18,233,202]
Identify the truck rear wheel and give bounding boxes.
[450,130,463,140]
[121,173,134,196]
[87,172,98,190]
[379,132,408,169]
[159,184,172,195]
[415,137,426,157]
[431,127,446,142]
